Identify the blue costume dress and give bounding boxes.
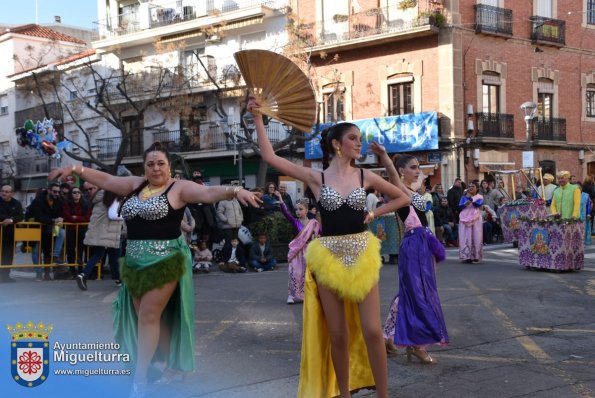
[112,182,195,372]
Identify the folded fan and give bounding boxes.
[233,49,316,133]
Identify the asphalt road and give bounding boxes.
[1,243,595,398]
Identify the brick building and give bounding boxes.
[290,0,595,189]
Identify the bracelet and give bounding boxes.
[368,211,375,220]
[71,165,84,175]
[225,186,243,200]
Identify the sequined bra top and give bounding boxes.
[317,169,367,236]
[121,182,185,240]
[397,192,428,227]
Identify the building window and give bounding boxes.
[587,84,595,117]
[69,91,78,100]
[67,130,79,143]
[0,95,8,115]
[388,81,413,116]
[482,72,501,114]
[537,78,554,119]
[183,48,216,85]
[588,0,595,25]
[323,90,345,123]
[535,0,553,18]
[538,92,553,119]
[0,141,9,157]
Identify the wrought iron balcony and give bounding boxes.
[475,112,514,139]
[151,121,289,154]
[530,117,566,142]
[294,1,444,48]
[96,137,145,160]
[15,155,59,175]
[474,4,512,36]
[15,103,63,128]
[94,0,287,40]
[101,65,242,101]
[530,16,565,46]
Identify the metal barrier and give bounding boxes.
[0,222,105,280]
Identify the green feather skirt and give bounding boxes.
[112,235,195,372]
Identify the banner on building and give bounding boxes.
[304,112,439,160]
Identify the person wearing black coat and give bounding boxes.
[0,185,24,281]
[434,197,458,247]
[25,184,64,280]
[447,178,464,222]
[218,237,247,273]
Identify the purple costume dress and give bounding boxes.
[384,192,448,348]
[280,203,320,302]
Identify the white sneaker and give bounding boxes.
[256,268,263,273]
[286,297,295,304]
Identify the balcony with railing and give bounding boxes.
[475,113,514,140]
[15,156,59,175]
[103,69,191,99]
[530,16,565,46]
[101,65,243,101]
[94,0,287,41]
[15,103,63,127]
[294,1,444,51]
[531,117,566,142]
[151,121,289,154]
[96,137,145,160]
[474,4,512,36]
[95,121,290,160]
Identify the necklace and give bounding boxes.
[141,183,167,200]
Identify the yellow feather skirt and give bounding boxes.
[297,231,381,397]
[304,231,382,302]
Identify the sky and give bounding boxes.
[1,0,98,30]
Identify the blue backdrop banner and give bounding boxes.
[304,112,439,160]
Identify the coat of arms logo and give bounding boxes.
[7,321,53,387]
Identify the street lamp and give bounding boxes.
[520,101,537,150]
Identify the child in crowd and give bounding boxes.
[218,238,247,273]
[275,193,321,304]
[248,233,277,272]
[193,241,213,273]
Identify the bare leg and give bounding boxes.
[358,284,388,398]
[133,280,178,384]
[317,283,351,398]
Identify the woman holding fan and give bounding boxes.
[248,96,409,398]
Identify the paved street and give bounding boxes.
[1,243,595,398]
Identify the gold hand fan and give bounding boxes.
[234,49,316,133]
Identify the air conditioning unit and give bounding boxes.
[355,154,378,165]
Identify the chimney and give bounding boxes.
[54,16,61,23]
